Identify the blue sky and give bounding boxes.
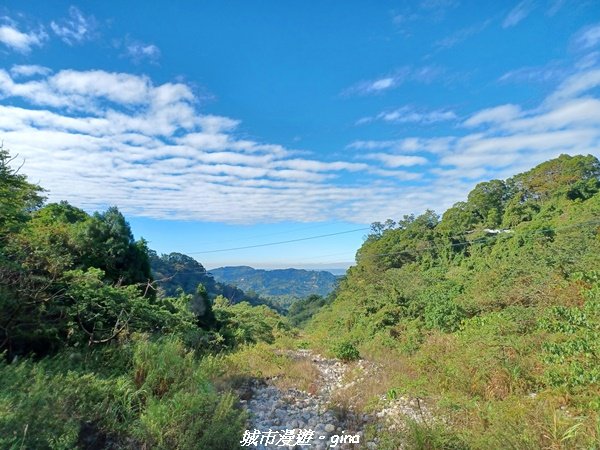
[1,1,600,269]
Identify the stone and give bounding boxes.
[240,348,428,450]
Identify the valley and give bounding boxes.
[3,152,600,448]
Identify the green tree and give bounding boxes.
[81,207,152,286]
[0,147,44,239]
[467,179,507,227]
[192,283,217,329]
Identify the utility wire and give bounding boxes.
[186,227,370,254]
[356,219,600,260]
[154,220,600,276]
[188,222,347,247]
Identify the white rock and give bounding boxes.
[324,423,336,433]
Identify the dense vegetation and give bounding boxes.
[210,265,339,309]
[286,294,333,327]
[307,154,600,448]
[3,147,600,449]
[0,147,289,449]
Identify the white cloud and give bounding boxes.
[464,104,522,127]
[500,22,600,86]
[546,68,600,104]
[0,68,431,225]
[577,51,600,70]
[342,66,443,96]
[53,70,154,104]
[503,1,536,28]
[502,98,600,132]
[0,24,46,53]
[4,61,600,227]
[499,63,566,84]
[197,115,239,134]
[358,105,457,125]
[434,19,491,49]
[346,75,403,95]
[370,78,395,91]
[392,0,459,31]
[0,69,185,116]
[50,6,96,45]
[125,41,161,63]
[477,77,600,147]
[10,65,52,78]
[363,153,428,168]
[574,23,600,50]
[350,70,600,218]
[420,0,459,11]
[351,68,600,201]
[348,137,454,154]
[274,159,368,172]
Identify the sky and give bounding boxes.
[1,1,600,270]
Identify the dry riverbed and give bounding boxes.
[238,349,432,449]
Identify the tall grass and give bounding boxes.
[0,335,246,449]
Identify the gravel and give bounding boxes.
[239,349,432,449]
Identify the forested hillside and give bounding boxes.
[0,147,289,449]
[3,149,600,449]
[210,266,339,308]
[306,154,600,448]
[149,252,274,309]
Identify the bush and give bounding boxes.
[0,335,247,450]
[213,298,290,348]
[0,355,137,449]
[333,341,360,362]
[424,298,465,332]
[132,336,247,449]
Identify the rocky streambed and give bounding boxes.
[239,349,431,449]
[239,349,370,449]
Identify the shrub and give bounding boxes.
[132,336,246,449]
[333,341,360,362]
[386,388,399,400]
[423,299,465,332]
[0,355,137,449]
[0,336,247,450]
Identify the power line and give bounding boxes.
[357,219,600,260]
[187,222,348,247]
[152,220,600,273]
[186,227,370,254]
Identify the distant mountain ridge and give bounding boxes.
[209,266,339,301]
[148,252,278,309]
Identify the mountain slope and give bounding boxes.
[210,266,339,301]
[306,154,600,448]
[148,252,274,308]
